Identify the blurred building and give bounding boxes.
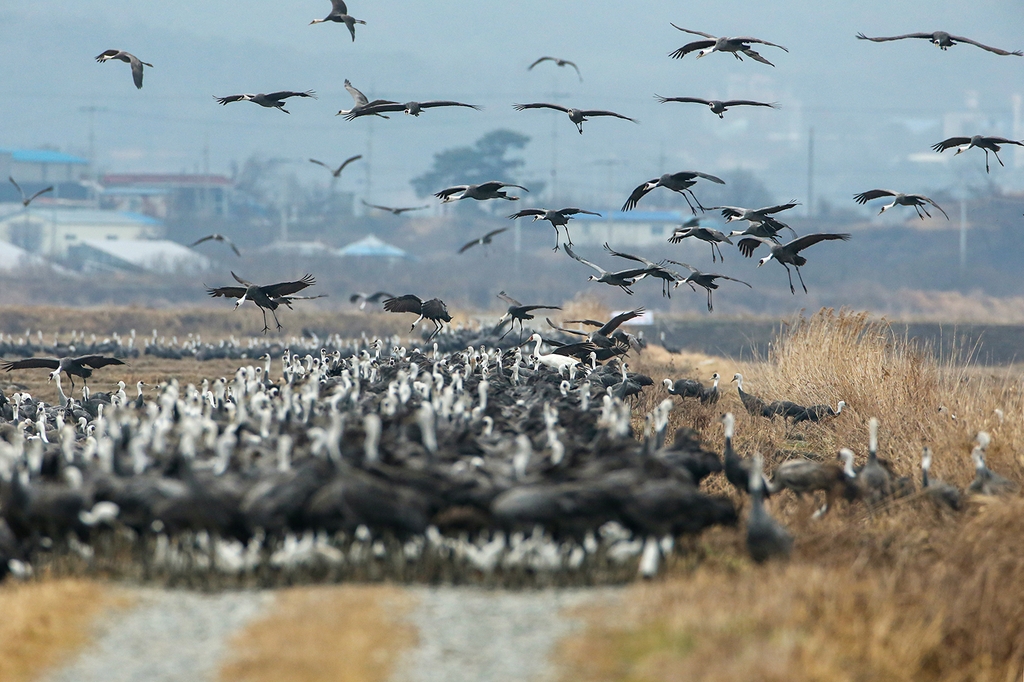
[0,147,92,202]
[0,206,161,257]
[67,238,210,274]
[568,211,686,247]
[100,174,234,220]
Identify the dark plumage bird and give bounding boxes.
[854,189,949,220]
[792,401,845,423]
[737,233,852,294]
[931,135,1024,173]
[343,100,481,120]
[669,25,789,66]
[458,228,509,254]
[1,355,126,391]
[746,453,793,562]
[95,49,152,89]
[715,202,799,237]
[8,177,53,207]
[493,292,561,342]
[856,31,1022,56]
[336,80,396,119]
[621,171,725,214]
[664,373,720,404]
[309,0,365,41]
[967,432,1017,496]
[920,447,962,511]
[667,225,733,262]
[383,295,452,340]
[601,243,681,297]
[190,234,240,256]
[563,244,657,295]
[655,95,777,118]
[528,56,582,81]
[207,272,317,333]
[730,374,766,417]
[513,102,636,134]
[214,91,317,114]
[361,199,430,215]
[309,155,363,178]
[435,181,528,203]
[508,208,600,250]
[858,418,894,506]
[548,308,644,350]
[349,291,393,309]
[720,413,769,496]
[665,260,751,312]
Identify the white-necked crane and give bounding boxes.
[665,260,751,312]
[310,0,365,41]
[655,95,777,118]
[664,373,720,404]
[931,135,1024,173]
[493,292,561,342]
[522,333,588,377]
[435,181,528,203]
[528,57,583,81]
[383,295,452,340]
[458,228,509,254]
[207,272,316,333]
[190,234,240,256]
[856,31,1022,56]
[667,224,733,262]
[920,447,962,511]
[95,50,152,89]
[853,189,949,220]
[669,25,789,66]
[601,243,680,297]
[564,244,656,295]
[336,80,396,119]
[746,452,792,563]
[713,202,799,236]
[967,432,1017,496]
[309,155,363,178]
[349,291,393,309]
[8,177,53,207]
[513,103,636,134]
[215,90,317,114]
[548,308,644,351]
[1,355,126,391]
[621,171,725,214]
[737,233,851,294]
[343,100,480,120]
[361,199,429,215]
[507,208,600,250]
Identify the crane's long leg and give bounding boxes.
[564,226,574,248]
[707,287,714,312]
[552,225,560,251]
[260,309,270,334]
[795,265,808,294]
[708,242,717,263]
[678,191,699,215]
[782,263,796,294]
[984,149,991,173]
[994,149,1005,168]
[685,189,708,213]
[270,308,283,331]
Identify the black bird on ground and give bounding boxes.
[8,177,53,207]
[349,291,393,309]
[383,295,452,340]
[508,208,600,250]
[528,56,583,81]
[621,171,725,214]
[564,244,657,295]
[214,91,317,114]
[856,31,1022,56]
[95,49,152,89]
[664,373,720,405]
[361,199,430,215]
[207,272,317,333]
[493,292,561,342]
[513,102,637,134]
[343,100,480,120]
[655,95,777,118]
[746,453,793,562]
[190,234,240,256]
[1,356,126,391]
[931,135,1024,173]
[720,413,769,495]
[665,260,751,312]
[458,228,509,254]
[737,233,851,294]
[309,0,365,41]
[669,26,789,66]
[309,155,363,178]
[854,189,949,220]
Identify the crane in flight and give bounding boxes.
[669,26,788,66]
[513,102,636,134]
[8,177,52,206]
[207,272,317,333]
[528,57,583,81]
[932,135,1024,173]
[95,49,152,89]
[856,31,1022,56]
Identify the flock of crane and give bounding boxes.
[0,6,1020,583]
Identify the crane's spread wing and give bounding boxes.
[434,186,469,200]
[580,110,637,123]
[603,242,654,267]
[982,136,1024,146]
[564,243,605,275]
[669,40,716,59]
[670,25,717,39]
[338,154,363,172]
[528,57,554,69]
[732,37,788,52]
[419,101,481,111]
[918,195,950,220]
[508,209,545,219]
[207,286,246,299]
[710,274,753,287]
[760,201,800,214]
[622,180,656,211]
[513,102,570,114]
[262,274,315,298]
[383,294,424,314]
[664,259,699,274]
[856,32,934,43]
[687,171,726,184]
[932,137,972,152]
[853,189,897,203]
[949,35,1023,56]
[737,237,772,258]
[421,298,450,321]
[26,186,53,203]
[482,227,509,240]
[8,176,24,200]
[95,49,121,61]
[130,56,145,89]
[231,271,254,286]
[599,308,645,335]
[551,341,598,358]
[190,235,215,247]
[76,355,127,369]
[722,99,776,108]
[518,305,561,314]
[214,94,248,105]
[344,80,369,107]
[367,292,393,302]
[345,102,406,120]
[480,181,528,192]
[560,208,601,217]
[266,90,317,101]
[1,357,61,371]
[330,0,349,14]
[546,318,587,336]
[361,199,394,211]
[786,233,851,254]
[309,159,332,170]
[656,95,711,105]
[496,291,522,307]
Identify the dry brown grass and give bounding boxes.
[0,578,116,682]
[217,585,416,682]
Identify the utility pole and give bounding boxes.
[79,106,107,174]
[806,126,815,217]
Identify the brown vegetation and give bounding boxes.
[217,585,416,682]
[0,578,116,682]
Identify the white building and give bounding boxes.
[0,206,161,257]
[69,239,210,274]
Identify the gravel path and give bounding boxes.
[45,588,272,682]
[392,587,616,682]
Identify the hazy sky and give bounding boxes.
[3,1,1023,210]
